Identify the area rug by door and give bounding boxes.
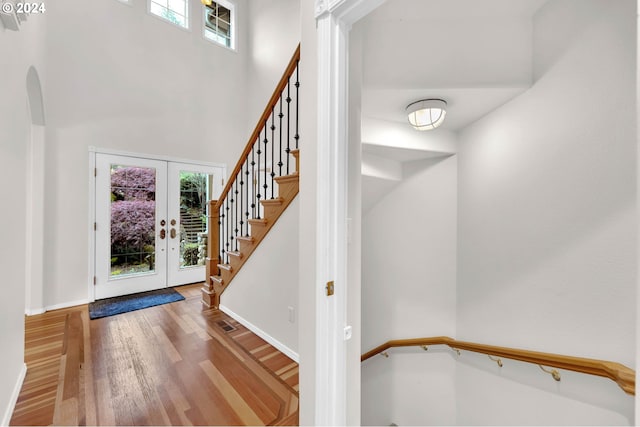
[88,288,185,320]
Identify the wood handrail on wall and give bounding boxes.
[361,337,635,395]
[215,43,301,212]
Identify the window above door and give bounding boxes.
[149,0,189,29]
[203,0,235,50]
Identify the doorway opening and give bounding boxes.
[92,152,225,300]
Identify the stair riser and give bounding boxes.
[263,205,283,219]
[238,240,255,253]
[220,268,232,284]
[274,180,298,202]
[229,255,243,271]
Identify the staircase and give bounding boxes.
[202,44,301,309]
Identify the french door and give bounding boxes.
[94,153,224,300]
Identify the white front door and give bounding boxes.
[167,162,224,286]
[94,153,223,300]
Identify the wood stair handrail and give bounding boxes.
[215,43,301,211]
[361,336,636,395]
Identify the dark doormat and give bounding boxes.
[89,288,185,320]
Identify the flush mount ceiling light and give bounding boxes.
[406,99,447,131]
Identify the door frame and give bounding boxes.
[88,146,226,302]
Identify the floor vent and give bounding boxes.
[217,320,237,332]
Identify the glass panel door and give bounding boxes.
[167,162,223,286]
[95,154,168,299]
[94,154,224,299]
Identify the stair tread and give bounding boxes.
[261,197,284,206]
[227,251,242,258]
[217,263,232,271]
[236,235,254,242]
[248,218,268,225]
[211,275,223,284]
[275,173,299,183]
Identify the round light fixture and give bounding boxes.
[406,99,447,131]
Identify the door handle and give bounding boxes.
[170,228,177,239]
[160,229,166,239]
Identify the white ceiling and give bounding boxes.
[358,0,549,132]
[362,87,530,132]
[358,0,550,210]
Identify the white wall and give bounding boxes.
[457,0,636,424]
[246,0,300,132]
[220,198,299,357]
[41,0,250,307]
[0,12,46,424]
[361,156,458,426]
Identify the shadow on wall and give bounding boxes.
[456,351,634,424]
[26,66,45,126]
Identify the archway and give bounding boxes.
[25,66,46,314]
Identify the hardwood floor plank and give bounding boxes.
[263,354,297,374]
[160,379,194,426]
[11,284,298,426]
[275,362,297,376]
[173,359,244,425]
[199,360,264,426]
[94,378,116,426]
[250,343,272,355]
[280,366,298,381]
[205,336,280,423]
[151,325,183,363]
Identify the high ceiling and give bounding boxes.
[357,0,549,132]
[358,0,550,212]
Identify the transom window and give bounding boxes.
[150,0,189,29]
[203,0,235,49]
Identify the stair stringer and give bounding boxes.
[203,169,299,308]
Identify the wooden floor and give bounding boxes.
[10,284,299,426]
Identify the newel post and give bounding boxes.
[202,199,220,307]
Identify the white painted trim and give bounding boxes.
[313,0,386,425]
[88,151,96,303]
[25,308,45,316]
[24,110,45,314]
[315,12,346,425]
[45,299,90,312]
[88,146,227,170]
[219,304,299,363]
[1,363,27,427]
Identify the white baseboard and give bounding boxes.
[25,298,88,316]
[1,363,27,426]
[219,304,299,363]
[44,299,90,312]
